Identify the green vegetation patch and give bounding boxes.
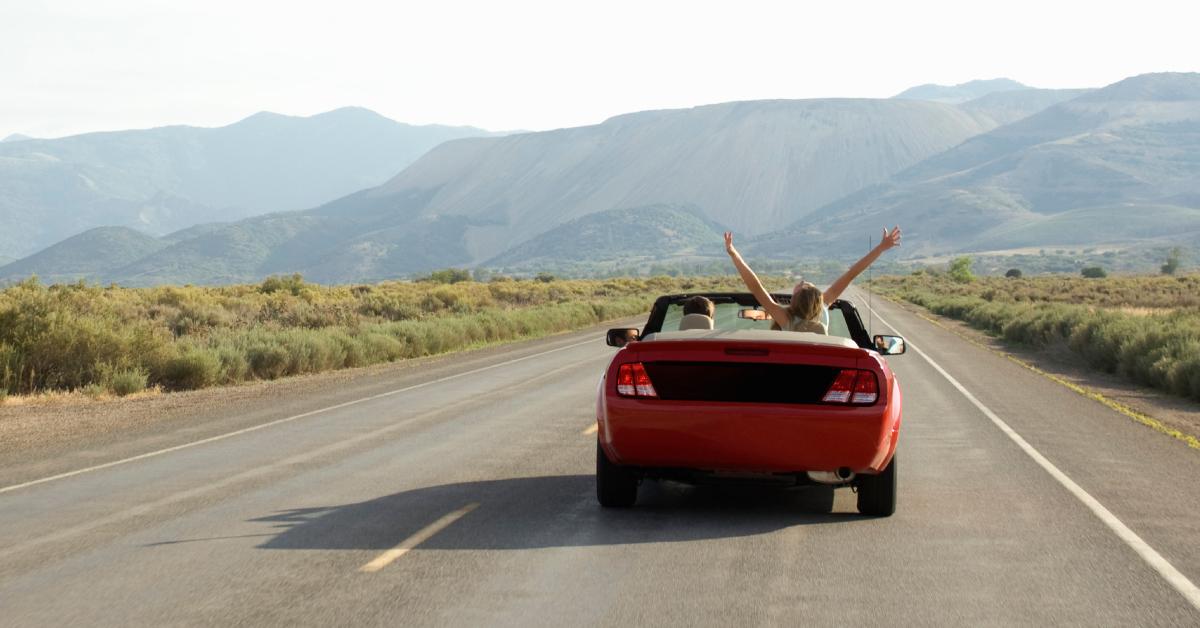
[0,274,759,397]
[873,273,1200,402]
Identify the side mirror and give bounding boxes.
[607,328,640,347]
[738,308,768,321]
[873,334,906,355]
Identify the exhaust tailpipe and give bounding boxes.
[807,468,855,485]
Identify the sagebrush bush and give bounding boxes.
[158,349,223,390]
[105,368,148,396]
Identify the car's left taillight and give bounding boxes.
[822,369,879,405]
[615,362,657,398]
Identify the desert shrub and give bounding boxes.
[259,273,308,295]
[105,368,148,396]
[1081,266,1107,279]
[248,344,291,380]
[157,349,222,390]
[1005,268,1023,278]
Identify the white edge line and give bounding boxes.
[359,502,480,573]
[860,296,1200,611]
[0,338,600,496]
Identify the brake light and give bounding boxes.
[822,370,857,403]
[851,371,879,404]
[616,363,657,398]
[822,369,879,405]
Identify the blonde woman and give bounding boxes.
[723,228,902,333]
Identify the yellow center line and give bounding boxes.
[583,423,598,435]
[358,502,479,573]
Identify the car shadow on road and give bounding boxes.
[251,474,869,552]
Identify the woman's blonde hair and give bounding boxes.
[789,281,824,323]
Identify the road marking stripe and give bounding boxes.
[359,503,479,573]
[0,337,599,496]
[862,299,1200,612]
[0,360,592,561]
[583,423,598,435]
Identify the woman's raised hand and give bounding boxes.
[879,226,902,250]
[723,231,736,255]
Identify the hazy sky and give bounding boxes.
[3,0,1198,139]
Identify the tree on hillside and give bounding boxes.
[1081,266,1107,279]
[948,256,975,283]
[1161,247,1182,275]
[1005,268,1022,278]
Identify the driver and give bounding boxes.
[678,296,716,330]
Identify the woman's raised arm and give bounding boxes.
[823,226,902,304]
[724,232,790,328]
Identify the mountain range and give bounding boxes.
[5,72,1198,285]
[5,98,1001,284]
[0,108,492,258]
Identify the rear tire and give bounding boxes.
[856,454,897,517]
[596,442,638,507]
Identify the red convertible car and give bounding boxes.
[596,293,905,516]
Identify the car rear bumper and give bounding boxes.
[600,397,900,474]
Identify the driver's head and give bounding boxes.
[682,296,715,318]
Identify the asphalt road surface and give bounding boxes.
[2,288,1199,626]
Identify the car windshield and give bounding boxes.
[660,302,855,340]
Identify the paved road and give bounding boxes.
[2,289,1199,626]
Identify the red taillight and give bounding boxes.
[616,362,657,398]
[851,371,879,404]
[823,369,879,405]
[822,369,858,403]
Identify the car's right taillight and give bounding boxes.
[615,362,657,398]
[823,369,879,405]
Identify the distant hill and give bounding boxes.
[485,205,727,270]
[893,78,1029,104]
[24,98,995,285]
[0,255,12,267]
[753,73,1200,258]
[960,88,1093,125]
[0,108,492,258]
[0,226,169,284]
[1,133,32,143]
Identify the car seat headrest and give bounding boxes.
[678,313,715,331]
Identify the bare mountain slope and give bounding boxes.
[365,98,997,262]
[960,88,1093,125]
[753,73,1200,258]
